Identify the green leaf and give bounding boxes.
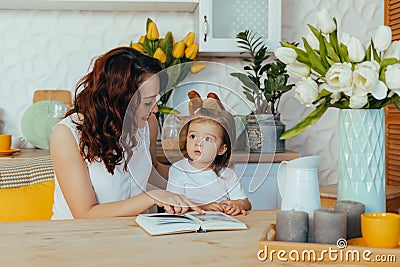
[339,43,350,63]
[302,37,327,76]
[161,31,174,67]
[366,44,372,61]
[280,101,329,139]
[329,19,340,56]
[380,58,399,68]
[371,41,381,63]
[308,24,321,40]
[243,91,255,102]
[325,40,340,62]
[230,72,259,93]
[158,105,180,115]
[319,34,330,69]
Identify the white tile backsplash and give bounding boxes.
[0,0,383,185]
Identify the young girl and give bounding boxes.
[166,108,251,216]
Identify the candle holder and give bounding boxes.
[335,200,365,239]
[313,208,346,244]
[276,210,309,243]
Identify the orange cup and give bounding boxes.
[0,134,11,151]
[361,212,400,248]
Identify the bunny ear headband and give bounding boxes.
[187,90,225,116]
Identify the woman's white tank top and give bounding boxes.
[51,113,152,220]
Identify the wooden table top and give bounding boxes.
[0,210,275,266]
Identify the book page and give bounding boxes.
[135,213,200,236]
[186,211,247,231]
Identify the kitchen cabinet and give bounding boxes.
[194,0,281,56]
[0,0,199,12]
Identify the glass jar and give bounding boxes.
[161,114,183,150]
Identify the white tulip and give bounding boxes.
[317,9,336,34]
[373,25,392,52]
[286,62,311,78]
[274,47,297,65]
[306,32,319,50]
[341,32,351,47]
[384,41,400,60]
[294,78,319,106]
[371,80,388,100]
[349,94,368,108]
[352,61,380,96]
[385,63,400,96]
[348,37,365,63]
[324,62,353,95]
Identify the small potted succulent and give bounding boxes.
[231,30,294,152]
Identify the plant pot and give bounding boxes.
[245,113,285,153]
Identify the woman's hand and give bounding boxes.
[148,190,204,215]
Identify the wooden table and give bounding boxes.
[320,184,400,213]
[0,210,274,266]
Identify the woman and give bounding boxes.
[50,47,202,219]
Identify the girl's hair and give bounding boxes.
[66,46,163,174]
[182,107,236,176]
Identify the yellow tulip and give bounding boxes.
[146,21,159,41]
[190,63,206,74]
[185,44,199,60]
[172,42,185,58]
[131,43,144,53]
[138,35,145,44]
[153,48,166,63]
[182,32,195,47]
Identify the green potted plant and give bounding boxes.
[230,30,294,152]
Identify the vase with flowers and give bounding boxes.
[274,9,400,212]
[231,30,294,152]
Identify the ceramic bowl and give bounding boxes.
[361,212,400,248]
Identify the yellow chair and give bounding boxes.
[0,156,55,222]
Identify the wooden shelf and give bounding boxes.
[0,0,199,12]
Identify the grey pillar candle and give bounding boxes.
[335,200,365,239]
[313,208,346,244]
[276,210,309,242]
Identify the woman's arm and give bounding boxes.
[148,113,170,180]
[50,124,201,218]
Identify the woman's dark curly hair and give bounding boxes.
[66,47,162,174]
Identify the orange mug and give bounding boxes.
[0,134,11,151]
[361,212,400,248]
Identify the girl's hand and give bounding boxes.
[219,200,246,216]
[200,202,224,212]
[148,190,204,215]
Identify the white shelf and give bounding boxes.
[0,0,199,12]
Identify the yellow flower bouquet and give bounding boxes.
[130,18,204,113]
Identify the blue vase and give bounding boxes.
[337,109,386,212]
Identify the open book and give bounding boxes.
[135,211,247,236]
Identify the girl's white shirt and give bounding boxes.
[51,113,152,220]
[166,158,247,204]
